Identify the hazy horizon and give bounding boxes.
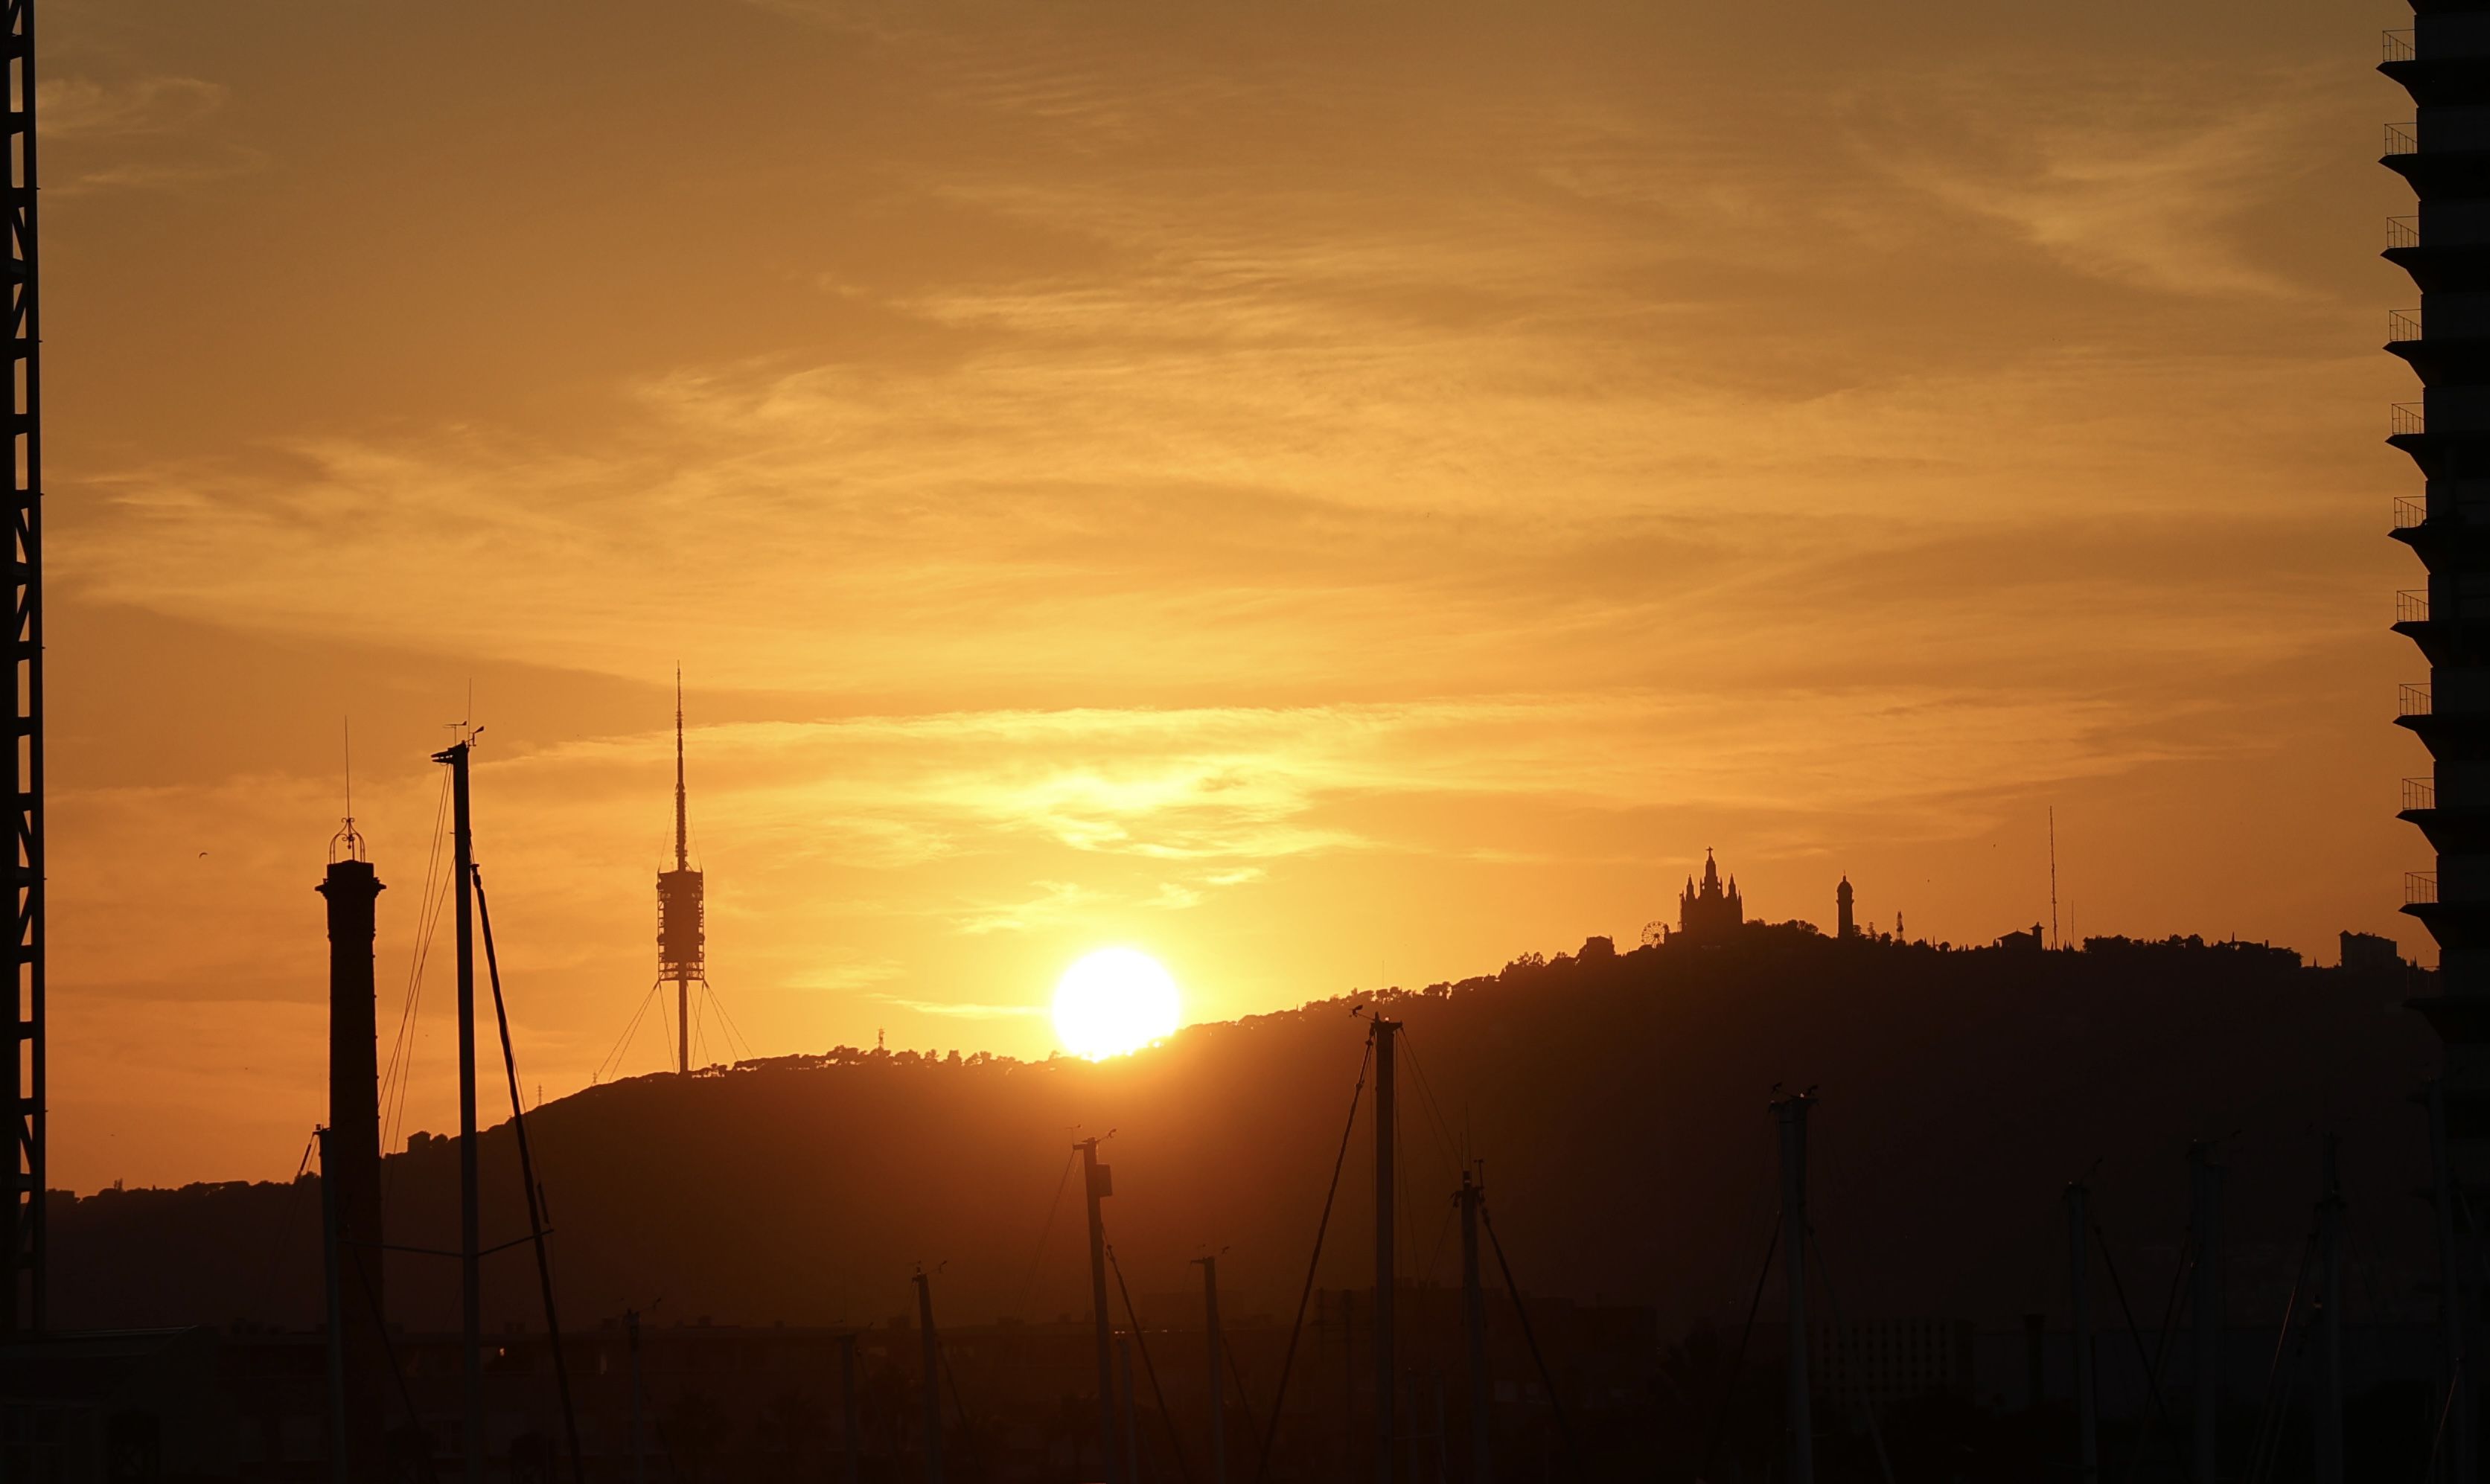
[44,0,2422,1189]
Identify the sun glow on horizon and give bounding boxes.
[1052,948,1182,1061]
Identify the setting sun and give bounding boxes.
[1052,948,1182,1061]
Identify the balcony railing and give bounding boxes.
[2410,871,2439,906]
[2395,402,2427,437]
[2401,589,2433,624]
[2388,122,2419,156]
[2396,496,2428,529]
[2403,682,2433,717]
[2392,308,2422,342]
[2385,30,2417,63]
[2407,775,2437,811]
[2390,217,2420,250]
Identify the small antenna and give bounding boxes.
[2049,807,2060,951]
[329,716,365,864]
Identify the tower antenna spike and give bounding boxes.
[674,666,688,872]
[656,669,706,1075]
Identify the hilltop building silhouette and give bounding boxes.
[2340,929,2404,973]
[1678,851,1743,944]
[1837,877,1856,941]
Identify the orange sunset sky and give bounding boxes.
[43,0,2425,1189]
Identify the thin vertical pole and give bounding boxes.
[1375,1019,1399,1484]
[1431,1373,1446,1484]
[318,1125,349,1484]
[2190,1143,2223,1484]
[433,737,483,1484]
[1084,1137,1124,1484]
[2314,1136,2344,1484]
[1199,1256,1228,1484]
[1123,1335,1145,1484]
[2067,1182,2098,1484]
[841,1331,863,1484]
[917,1270,944,1484]
[2429,1079,2474,1484]
[1775,1093,1814,1484]
[1460,1172,1491,1484]
[629,1309,648,1484]
[1344,1289,1357,1479]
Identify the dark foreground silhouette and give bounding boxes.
[52,928,2438,1342]
[33,927,2454,1480]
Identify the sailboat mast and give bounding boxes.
[431,735,484,1484]
[1460,1171,1490,1484]
[1081,1136,1123,1484]
[1374,1017,1399,1484]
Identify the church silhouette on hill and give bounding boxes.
[1679,849,1743,944]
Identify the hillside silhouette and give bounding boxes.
[51,930,2441,1343]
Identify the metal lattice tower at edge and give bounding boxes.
[657,674,704,1074]
[4,0,42,1337]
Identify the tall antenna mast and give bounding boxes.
[657,671,706,1075]
[2049,807,2060,952]
[673,667,688,873]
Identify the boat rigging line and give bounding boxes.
[1107,1242,1198,1484]
[1697,1219,1777,1482]
[2242,1224,2320,1484]
[379,767,455,1167]
[1015,1148,1080,1324]
[2092,1215,2191,1477]
[1249,1026,1374,1484]
[1220,1328,1265,1464]
[475,864,587,1484]
[1477,1194,1574,1471]
[939,1340,992,1484]
[1804,1225,1895,1484]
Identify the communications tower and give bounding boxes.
[2384,6,2490,1468]
[657,674,705,1074]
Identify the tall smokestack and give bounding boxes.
[319,828,386,1479]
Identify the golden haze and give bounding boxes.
[39,0,2421,1187]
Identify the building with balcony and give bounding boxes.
[2384,3,2490,1465]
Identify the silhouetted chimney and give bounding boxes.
[1836,877,1855,941]
[319,836,387,1477]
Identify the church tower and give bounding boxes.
[1678,850,1745,944]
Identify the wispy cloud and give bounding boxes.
[39,77,228,139]
[1843,65,2337,298]
[869,994,1045,1020]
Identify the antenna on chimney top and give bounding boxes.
[330,717,365,865]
